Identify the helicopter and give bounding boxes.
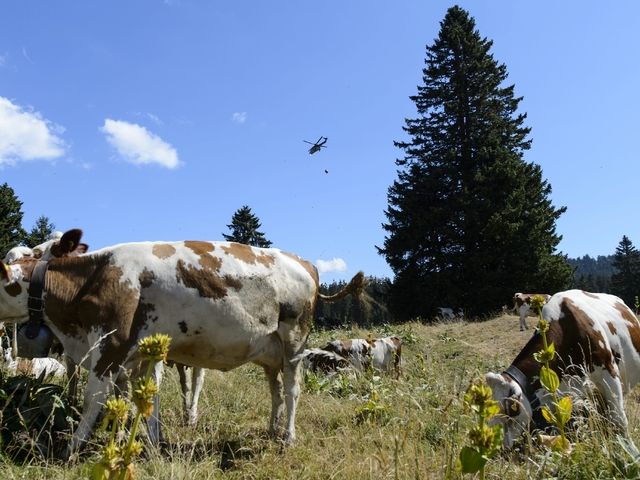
[303,136,328,155]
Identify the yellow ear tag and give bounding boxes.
[2,263,10,276]
[69,240,75,249]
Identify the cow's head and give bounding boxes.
[0,260,31,323]
[35,229,88,260]
[485,372,532,447]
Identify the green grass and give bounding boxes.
[1,313,639,479]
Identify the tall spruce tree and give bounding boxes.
[378,6,573,320]
[22,215,56,247]
[611,235,640,307]
[222,205,273,247]
[0,183,27,258]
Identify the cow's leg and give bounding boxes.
[146,360,165,445]
[264,366,285,438]
[63,372,114,460]
[281,351,303,444]
[597,372,630,435]
[279,320,310,445]
[175,363,193,423]
[188,367,205,426]
[520,313,527,331]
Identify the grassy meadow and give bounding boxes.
[2,313,640,479]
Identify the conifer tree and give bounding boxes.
[22,215,56,247]
[378,6,572,320]
[611,235,640,307]
[0,183,26,258]
[222,205,273,248]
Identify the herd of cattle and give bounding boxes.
[1,229,640,458]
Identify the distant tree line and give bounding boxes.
[568,254,615,294]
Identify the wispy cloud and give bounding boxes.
[316,258,348,276]
[0,53,6,67]
[232,112,247,124]
[0,96,68,166]
[100,119,182,169]
[22,47,33,63]
[147,113,163,126]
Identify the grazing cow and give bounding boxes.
[436,307,464,321]
[321,336,402,374]
[512,293,550,331]
[300,348,353,374]
[0,230,367,459]
[486,290,640,448]
[6,236,210,427]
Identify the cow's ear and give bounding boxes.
[1,261,10,281]
[505,393,522,417]
[51,229,84,257]
[74,243,89,255]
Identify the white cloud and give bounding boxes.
[0,54,6,67]
[100,119,182,169]
[0,96,68,166]
[316,258,347,275]
[232,112,247,124]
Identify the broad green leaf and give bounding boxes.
[556,396,573,426]
[540,366,559,393]
[458,446,487,473]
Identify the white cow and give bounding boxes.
[486,290,640,448]
[512,293,550,331]
[0,229,367,459]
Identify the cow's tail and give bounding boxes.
[317,271,368,303]
[317,271,374,318]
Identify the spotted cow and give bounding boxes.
[0,230,367,459]
[320,336,402,375]
[486,290,640,448]
[4,235,203,426]
[512,293,551,331]
[300,348,352,374]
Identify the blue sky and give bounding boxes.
[1,2,639,283]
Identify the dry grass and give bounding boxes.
[1,313,639,479]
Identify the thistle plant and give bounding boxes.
[530,295,572,453]
[458,378,503,479]
[92,333,171,480]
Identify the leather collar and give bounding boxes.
[24,260,49,339]
[503,364,550,432]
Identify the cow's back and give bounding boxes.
[45,240,319,372]
[542,290,640,392]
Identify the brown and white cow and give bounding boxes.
[4,235,204,425]
[512,293,551,331]
[0,230,367,459]
[300,348,352,374]
[486,290,640,448]
[320,336,402,375]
